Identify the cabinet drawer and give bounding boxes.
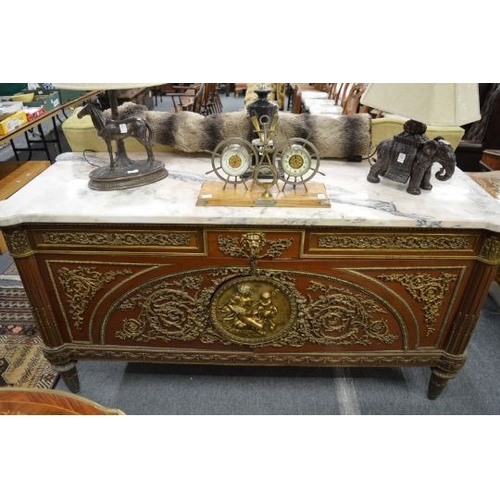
[304,228,480,258]
[27,225,205,254]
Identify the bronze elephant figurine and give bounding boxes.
[367,134,456,195]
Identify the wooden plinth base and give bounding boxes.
[196,181,331,207]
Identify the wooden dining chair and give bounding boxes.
[342,83,367,115]
[200,83,223,115]
[166,83,205,113]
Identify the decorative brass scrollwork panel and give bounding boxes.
[58,266,133,331]
[3,230,32,257]
[42,231,193,248]
[378,272,457,337]
[316,234,472,250]
[104,267,405,350]
[479,235,500,265]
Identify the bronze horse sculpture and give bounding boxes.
[77,103,156,169]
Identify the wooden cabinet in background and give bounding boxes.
[481,149,500,171]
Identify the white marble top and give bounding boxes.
[1,152,499,232]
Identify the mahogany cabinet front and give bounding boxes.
[5,223,499,399]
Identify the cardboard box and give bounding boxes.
[57,89,86,104]
[25,106,45,121]
[26,90,60,111]
[0,101,23,115]
[0,110,28,135]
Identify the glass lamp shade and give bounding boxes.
[360,83,481,126]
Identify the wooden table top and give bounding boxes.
[0,90,102,146]
[0,160,51,200]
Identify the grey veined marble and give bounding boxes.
[0,152,499,232]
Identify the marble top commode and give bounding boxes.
[3,152,499,400]
[1,152,499,232]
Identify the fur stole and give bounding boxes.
[114,103,371,159]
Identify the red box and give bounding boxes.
[25,106,45,121]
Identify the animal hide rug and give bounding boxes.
[114,103,372,159]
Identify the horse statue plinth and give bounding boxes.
[77,103,168,191]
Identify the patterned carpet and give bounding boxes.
[0,279,58,389]
[0,286,37,329]
[1,262,20,280]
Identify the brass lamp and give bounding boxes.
[246,84,280,203]
[54,83,168,191]
[360,83,481,194]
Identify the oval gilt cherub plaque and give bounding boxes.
[210,276,297,345]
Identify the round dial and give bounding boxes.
[278,138,321,187]
[210,138,257,185]
[220,144,251,177]
[281,144,312,177]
